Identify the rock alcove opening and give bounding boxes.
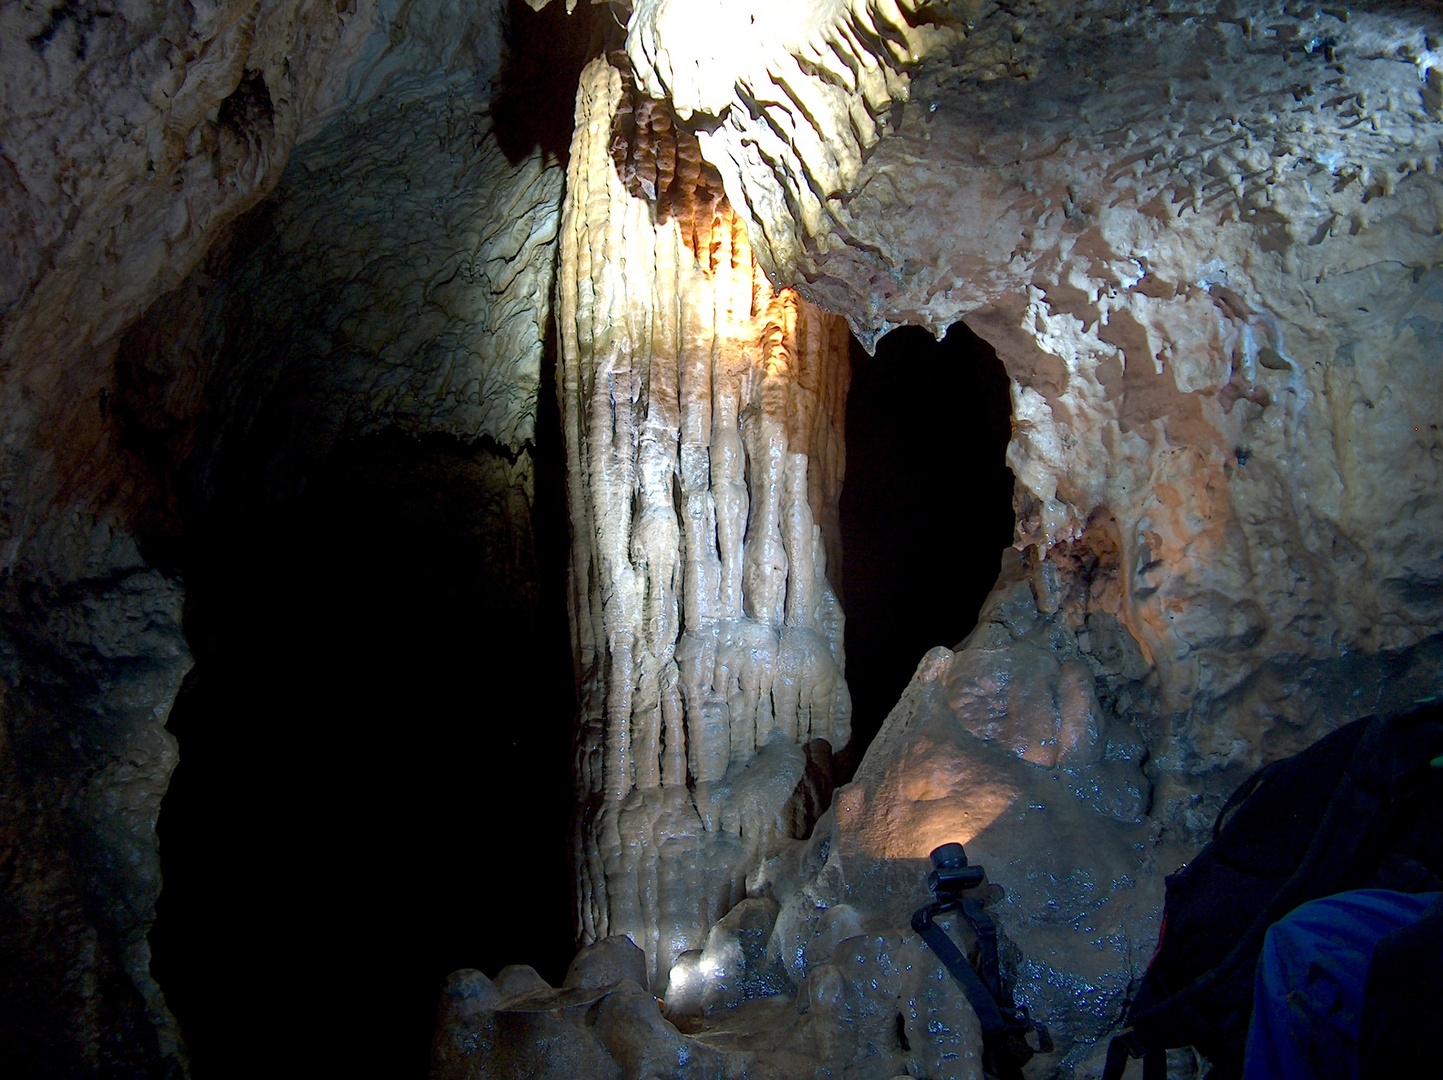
[840,322,1016,761]
[150,425,576,1078]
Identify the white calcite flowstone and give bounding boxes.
[559,56,855,988]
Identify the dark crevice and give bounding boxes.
[216,70,274,138]
[839,321,1015,765]
[151,425,576,1080]
[491,0,619,164]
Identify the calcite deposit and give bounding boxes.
[560,55,853,988]
[629,1,1443,777]
[434,930,986,1080]
[625,0,956,276]
[771,570,1169,1057]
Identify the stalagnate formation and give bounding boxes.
[559,55,852,988]
[521,3,1443,1075]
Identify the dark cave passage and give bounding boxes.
[840,321,1016,758]
[151,429,576,1079]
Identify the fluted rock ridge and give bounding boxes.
[560,55,853,988]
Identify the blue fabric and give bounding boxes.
[1243,889,1440,1080]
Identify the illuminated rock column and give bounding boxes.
[558,56,852,987]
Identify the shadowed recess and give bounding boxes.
[840,322,1015,761]
[151,429,575,1079]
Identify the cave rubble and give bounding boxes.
[432,927,987,1080]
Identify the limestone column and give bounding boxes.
[557,55,852,988]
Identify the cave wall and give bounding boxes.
[6,0,1443,1074]
[596,0,1443,1063]
[630,0,1443,816]
[1,2,378,1069]
[0,0,581,1070]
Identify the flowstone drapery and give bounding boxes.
[558,56,853,987]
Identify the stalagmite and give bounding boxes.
[558,55,852,988]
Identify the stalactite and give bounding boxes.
[558,55,852,988]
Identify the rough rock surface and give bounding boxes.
[553,0,1443,1073]
[634,0,1443,835]
[0,555,191,1075]
[0,0,380,376]
[0,1,379,1070]
[188,46,562,503]
[560,55,854,988]
[625,0,956,277]
[7,0,1443,1074]
[767,589,1171,1061]
[564,934,652,990]
[0,0,568,1070]
[433,931,985,1080]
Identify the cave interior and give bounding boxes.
[3,1,1442,1078]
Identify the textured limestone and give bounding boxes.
[596,2,1443,1070]
[0,556,191,1075]
[764,591,1169,1056]
[564,934,651,990]
[0,0,380,374]
[433,931,985,1080]
[559,56,853,988]
[0,0,563,1069]
[8,0,1443,1073]
[192,67,563,501]
[625,0,958,276]
[0,3,377,1069]
[637,0,1443,807]
[663,896,789,1017]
